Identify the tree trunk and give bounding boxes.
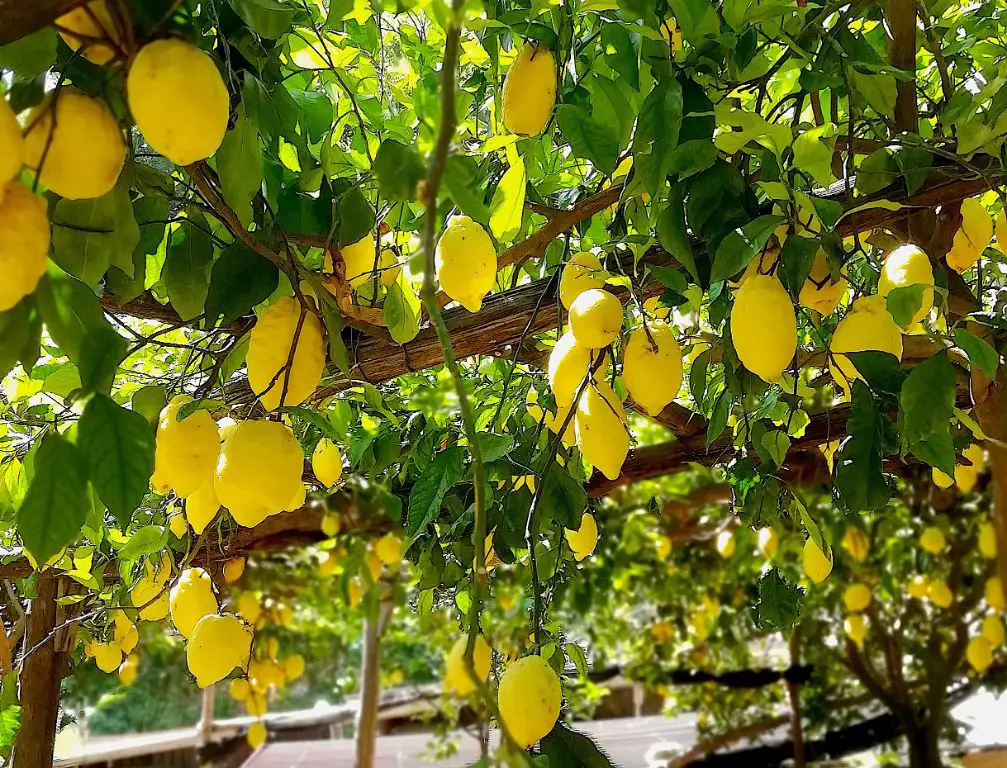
[12,574,61,768]
[972,362,1007,591]
[785,632,806,768]
[905,723,943,768]
[355,597,393,768]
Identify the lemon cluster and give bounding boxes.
[84,610,139,684]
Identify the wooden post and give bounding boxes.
[12,573,61,768]
[786,631,807,768]
[199,684,216,744]
[355,595,393,768]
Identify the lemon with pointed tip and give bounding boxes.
[844,583,871,613]
[829,296,904,394]
[967,636,993,673]
[170,567,219,638]
[565,513,598,562]
[247,297,326,411]
[246,721,267,749]
[23,90,125,199]
[982,615,1005,647]
[844,614,865,646]
[757,528,779,559]
[498,655,562,748]
[730,275,796,383]
[919,526,946,555]
[799,250,847,315]
[715,530,735,559]
[0,98,24,191]
[575,381,628,481]
[312,438,344,487]
[215,420,305,528]
[184,482,220,534]
[502,42,557,137]
[94,642,123,673]
[842,528,869,563]
[878,244,934,326]
[223,557,246,583]
[374,533,403,566]
[929,579,953,608]
[444,635,492,696]
[986,577,1005,611]
[979,522,997,559]
[559,252,604,309]
[237,592,262,626]
[623,323,683,417]
[803,539,832,583]
[435,216,497,313]
[548,331,610,408]
[947,198,993,273]
[168,514,188,539]
[128,39,228,165]
[156,395,221,499]
[229,678,250,701]
[56,0,125,65]
[0,182,50,312]
[569,289,623,349]
[113,611,138,654]
[187,614,253,688]
[118,654,139,686]
[907,574,930,599]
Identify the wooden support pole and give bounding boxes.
[786,631,807,768]
[355,595,393,768]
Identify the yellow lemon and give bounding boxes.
[919,526,946,555]
[113,611,138,654]
[94,642,123,673]
[23,90,125,199]
[799,250,847,315]
[444,635,492,696]
[575,381,628,481]
[996,208,1007,251]
[929,579,953,609]
[184,482,221,534]
[246,721,267,749]
[956,443,985,494]
[215,420,305,528]
[829,296,903,394]
[130,553,172,621]
[947,198,993,273]
[757,527,778,559]
[348,578,362,608]
[312,438,344,487]
[374,533,403,566]
[730,274,796,383]
[844,614,865,646]
[247,297,326,411]
[435,216,496,312]
[498,655,562,748]
[169,567,219,638]
[321,512,342,538]
[547,331,609,409]
[502,42,556,137]
[237,592,262,626]
[559,252,604,309]
[187,614,253,688]
[715,530,735,559]
[623,323,683,417]
[285,654,306,681]
[565,513,598,561]
[967,636,993,673]
[803,538,832,583]
[907,574,930,599]
[842,527,869,563]
[569,289,623,349]
[223,557,246,583]
[229,678,250,701]
[56,0,125,65]
[118,654,139,686]
[878,244,934,326]
[932,467,954,489]
[168,514,188,539]
[979,522,997,559]
[128,39,229,166]
[986,577,1005,611]
[982,615,1005,647]
[0,98,24,190]
[155,395,221,499]
[843,583,872,613]
[334,235,400,289]
[0,182,50,312]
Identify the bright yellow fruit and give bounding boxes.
[932,468,954,489]
[130,552,172,621]
[559,252,604,309]
[715,530,735,559]
[919,526,946,555]
[982,615,1005,647]
[731,275,796,383]
[444,634,492,696]
[365,549,383,581]
[312,438,344,487]
[185,482,221,534]
[229,678,250,701]
[843,583,871,613]
[170,567,219,638]
[799,250,846,315]
[23,90,125,199]
[986,577,1005,611]
[565,513,598,561]
[733,246,779,288]
[803,538,832,583]
[979,522,997,559]
[113,611,138,654]
[247,298,326,411]
[0,182,50,312]
[118,654,139,686]
[967,636,993,673]
[498,655,562,748]
[623,323,683,417]
[0,98,24,190]
[757,527,778,559]
[246,721,267,749]
[237,592,262,626]
[155,396,221,499]
[956,443,985,494]
[56,1,124,65]
[335,235,399,289]
[321,512,341,538]
[878,244,934,326]
[947,198,993,273]
[223,557,246,583]
[502,42,557,137]
[128,40,228,166]
[569,289,623,349]
[94,642,123,673]
[187,614,253,688]
[829,296,903,394]
[929,579,953,609]
[168,514,188,539]
[996,209,1007,252]
[374,533,403,565]
[575,381,628,481]
[548,331,609,409]
[215,420,305,528]
[842,528,869,563]
[436,216,496,312]
[907,574,930,599]
[844,614,865,646]
[285,654,306,681]
[348,578,362,609]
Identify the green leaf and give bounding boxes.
[668,0,720,42]
[656,185,698,283]
[204,242,280,326]
[444,155,490,224]
[0,27,56,79]
[791,123,837,187]
[35,270,110,364]
[845,351,905,395]
[954,328,1000,379]
[538,464,585,529]
[383,282,421,345]
[407,447,466,536]
[601,24,638,91]
[899,350,956,475]
[754,568,803,631]
[77,326,127,395]
[539,722,616,768]
[555,105,619,176]
[374,140,425,202]
[228,0,297,38]
[489,151,526,243]
[0,299,42,380]
[835,382,892,512]
[760,430,790,467]
[336,187,375,248]
[884,284,928,328]
[77,395,155,526]
[16,434,89,565]
[566,642,589,678]
[850,71,896,119]
[163,213,214,321]
[131,385,167,425]
[476,434,514,463]
[217,105,263,228]
[776,235,819,299]
[0,705,20,751]
[710,215,784,283]
[116,525,168,562]
[631,79,683,196]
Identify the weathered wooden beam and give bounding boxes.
[0,0,86,45]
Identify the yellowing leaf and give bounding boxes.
[489,146,526,242]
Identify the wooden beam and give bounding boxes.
[0,0,87,45]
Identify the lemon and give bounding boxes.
[94,642,123,673]
[996,209,1007,251]
[803,538,832,583]
[907,574,930,599]
[229,678,250,701]
[365,549,382,581]
[118,654,139,686]
[187,613,253,688]
[223,558,246,583]
[321,512,341,537]
[715,530,735,559]
[919,526,946,555]
[374,533,403,565]
[559,252,604,309]
[841,528,869,563]
[878,244,934,326]
[569,289,623,349]
[982,615,1005,647]
[155,396,221,499]
[575,381,628,481]
[317,551,338,576]
[113,611,138,654]
[929,580,953,608]
[435,216,497,312]
[348,578,363,608]
[215,420,305,527]
[986,577,1005,611]
[732,246,779,289]
[444,635,492,696]
[947,198,993,273]
[932,468,954,489]
[843,583,871,613]
[285,654,306,681]
[956,444,985,493]
[502,42,557,137]
[757,527,778,559]
[967,636,993,672]
[564,513,598,561]
[545,400,577,447]
[237,592,262,626]
[312,438,344,487]
[0,98,24,190]
[730,275,796,383]
[56,1,124,65]
[168,514,188,539]
[128,40,228,166]
[246,298,326,411]
[799,250,846,315]
[0,182,50,312]
[979,522,997,559]
[623,323,683,416]
[844,614,865,646]
[548,331,610,409]
[829,296,903,394]
[498,655,561,748]
[170,567,219,638]
[130,553,172,621]
[184,482,221,534]
[23,90,125,200]
[333,235,400,289]
[247,721,267,749]
[245,691,268,717]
